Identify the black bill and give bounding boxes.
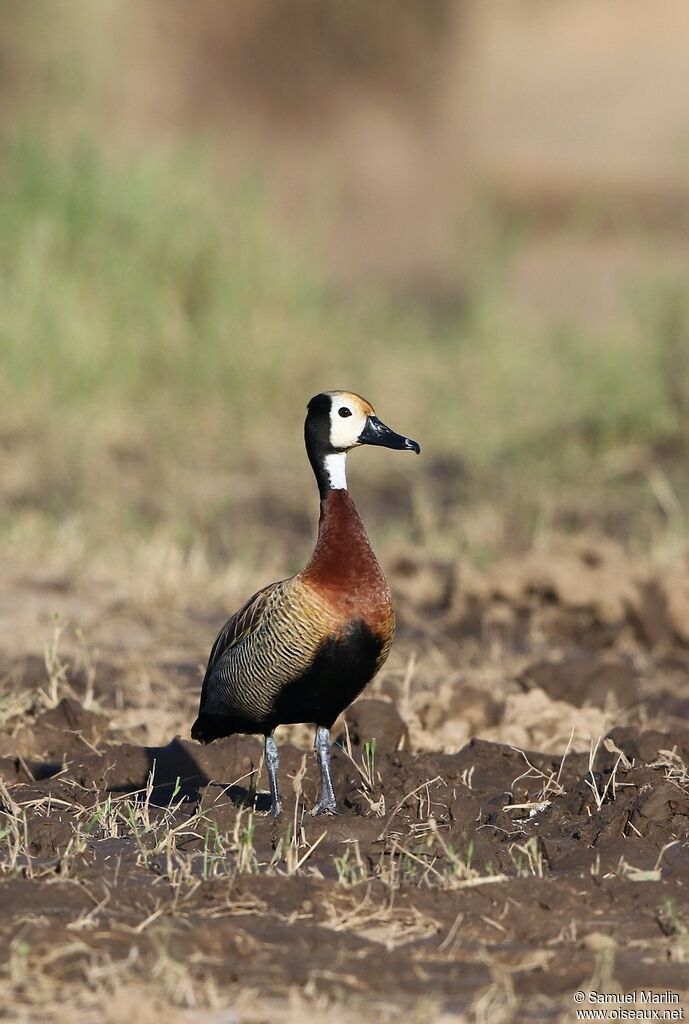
[358,416,421,454]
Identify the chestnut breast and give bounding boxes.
[299,490,395,653]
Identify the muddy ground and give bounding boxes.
[2,539,689,1022]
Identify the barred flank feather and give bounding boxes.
[193,561,394,738]
[200,579,340,724]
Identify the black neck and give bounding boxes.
[307,444,332,502]
[305,410,335,501]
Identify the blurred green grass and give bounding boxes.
[1,132,688,556]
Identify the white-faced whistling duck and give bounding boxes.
[191,391,420,816]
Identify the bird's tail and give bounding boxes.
[191,712,237,744]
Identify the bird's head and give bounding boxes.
[305,390,420,495]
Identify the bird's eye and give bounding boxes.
[338,407,352,418]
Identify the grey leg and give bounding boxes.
[264,734,282,817]
[311,725,338,815]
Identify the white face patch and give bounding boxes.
[323,452,348,490]
[328,396,369,450]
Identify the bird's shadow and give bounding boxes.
[27,734,277,815]
[202,780,273,814]
[105,738,273,813]
[92,738,209,805]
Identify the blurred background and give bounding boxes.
[3,0,689,574]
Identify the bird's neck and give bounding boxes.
[309,449,348,500]
[302,488,382,592]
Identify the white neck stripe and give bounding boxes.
[324,452,347,490]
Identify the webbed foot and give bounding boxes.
[310,797,338,816]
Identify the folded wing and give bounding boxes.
[192,578,335,739]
